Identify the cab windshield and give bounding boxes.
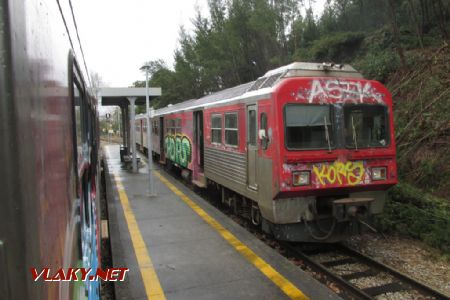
[284,104,334,150]
[344,104,388,148]
[283,103,389,150]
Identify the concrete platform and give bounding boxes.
[103,144,341,300]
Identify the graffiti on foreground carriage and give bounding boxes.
[136,62,397,242]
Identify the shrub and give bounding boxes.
[376,182,450,252]
[307,32,365,63]
[355,50,400,82]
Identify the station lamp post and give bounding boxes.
[140,63,156,196]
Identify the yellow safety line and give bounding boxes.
[154,171,309,300]
[111,172,166,300]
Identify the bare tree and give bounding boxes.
[407,0,424,48]
[386,0,406,68]
[89,71,103,101]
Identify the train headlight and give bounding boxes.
[371,167,387,181]
[293,171,310,186]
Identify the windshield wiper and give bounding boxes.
[324,116,331,152]
[351,115,358,151]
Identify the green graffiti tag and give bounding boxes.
[165,134,192,168]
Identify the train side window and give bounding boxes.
[170,119,176,135]
[260,113,268,150]
[73,82,83,159]
[225,112,238,147]
[86,106,92,144]
[211,114,222,144]
[175,118,181,134]
[248,109,257,146]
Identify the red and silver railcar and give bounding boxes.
[137,62,397,242]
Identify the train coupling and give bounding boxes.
[332,197,374,222]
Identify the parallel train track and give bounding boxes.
[281,242,449,299]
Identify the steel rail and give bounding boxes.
[281,242,449,300]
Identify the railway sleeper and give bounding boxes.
[341,269,379,281]
[321,257,357,268]
[362,282,409,297]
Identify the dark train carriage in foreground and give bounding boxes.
[137,62,397,242]
[0,0,101,299]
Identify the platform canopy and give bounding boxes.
[100,87,162,106]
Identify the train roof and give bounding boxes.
[153,62,364,116]
[153,82,254,116]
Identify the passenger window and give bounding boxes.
[166,119,170,134]
[74,83,83,153]
[169,119,175,135]
[175,118,181,134]
[154,120,158,135]
[211,114,222,144]
[260,113,268,150]
[225,112,238,146]
[248,109,257,146]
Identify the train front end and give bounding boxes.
[267,64,397,242]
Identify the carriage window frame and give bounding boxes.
[73,81,84,150]
[224,112,238,147]
[69,53,90,196]
[71,61,87,157]
[211,114,222,145]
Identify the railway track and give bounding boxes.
[281,242,449,300]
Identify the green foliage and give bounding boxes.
[306,32,365,63]
[355,50,400,82]
[376,183,450,252]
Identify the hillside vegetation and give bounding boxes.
[135,0,450,250]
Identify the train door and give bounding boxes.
[140,120,143,151]
[247,105,258,190]
[194,110,204,169]
[159,117,165,162]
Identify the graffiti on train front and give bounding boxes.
[313,161,365,186]
[165,134,192,168]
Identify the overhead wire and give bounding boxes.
[68,0,93,89]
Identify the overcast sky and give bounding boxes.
[74,0,209,87]
[74,0,325,88]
